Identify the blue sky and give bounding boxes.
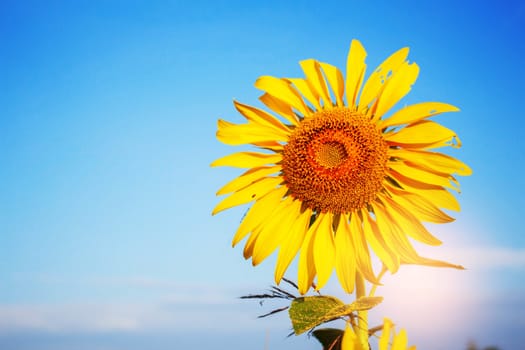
[1,0,524,349]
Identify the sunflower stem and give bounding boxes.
[355,271,369,349]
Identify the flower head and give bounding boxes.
[212,39,471,294]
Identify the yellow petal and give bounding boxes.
[251,140,284,151]
[381,194,442,246]
[320,62,344,107]
[335,215,357,293]
[274,207,312,284]
[379,318,393,350]
[217,166,281,195]
[243,227,262,259]
[233,100,291,133]
[390,148,472,176]
[404,255,464,269]
[387,167,443,191]
[373,61,419,121]
[385,180,460,212]
[300,59,332,108]
[388,161,458,191]
[217,120,289,145]
[217,118,234,129]
[374,201,458,269]
[342,322,364,350]
[361,209,399,273]
[259,93,299,126]
[345,39,367,108]
[251,197,298,265]
[359,47,409,111]
[372,201,422,264]
[385,120,461,149]
[380,102,459,128]
[388,186,455,223]
[298,214,322,294]
[212,177,282,215]
[392,329,408,350]
[255,76,310,116]
[348,213,380,284]
[313,213,336,290]
[287,78,321,110]
[232,186,287,246]
[211,151,282,168]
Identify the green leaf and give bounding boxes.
[288,296,346,335]
[312,328,344,350]
[288,295,383,335]
[349,296,383,311]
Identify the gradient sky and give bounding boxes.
[1,1,524,349]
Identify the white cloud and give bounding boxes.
[0,303,143,332]
[0,300,266,334]
[0,284,291,334]
[3,245,523,337]
[415,244,525,270]
[451,246,525,269]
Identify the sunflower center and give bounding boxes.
[315,141,348,168]
[282,107,388,214]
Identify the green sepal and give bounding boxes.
[288,295,383,335]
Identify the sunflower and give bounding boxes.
[212,39,471,294]
[341,318,416,350]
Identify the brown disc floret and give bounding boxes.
[282,107,389,214]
